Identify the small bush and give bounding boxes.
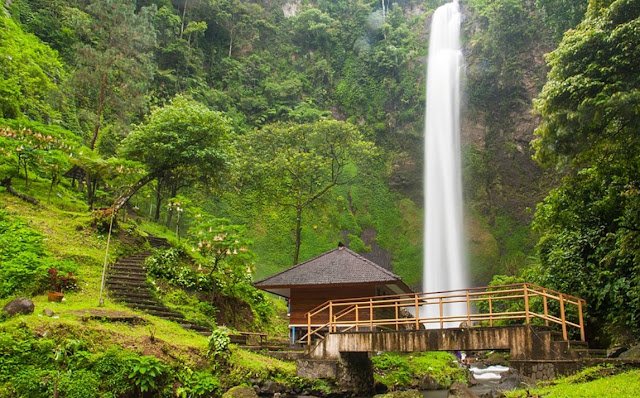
[177,369,221,398]
[207,327,231,368]
[128,356,167,394]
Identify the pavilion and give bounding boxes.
[254,244,413,342]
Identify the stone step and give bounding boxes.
[109,269,147,276]
[106,279,149,288]
[118,297,160,306]
[108,274,147,283]
[129,303,174,313]
[114,260,146,266]
[180,323,211,332]
[122,253,150,258]
[109,288,155,298]
[143,308,185,319]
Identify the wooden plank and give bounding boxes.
[488,296,493,327]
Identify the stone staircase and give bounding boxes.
[106,236,211,336]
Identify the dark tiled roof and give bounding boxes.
[254,247,403,287]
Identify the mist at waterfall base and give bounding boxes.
[422,0,468,327]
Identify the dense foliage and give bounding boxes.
[530,0,640,344]
[0,210,77,298]
[1,0,638,348]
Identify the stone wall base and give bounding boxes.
[297,353,374,395]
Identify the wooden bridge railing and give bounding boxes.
[298,283,586,347]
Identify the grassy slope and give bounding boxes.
[506,367,640,398]
[0,180,295,383]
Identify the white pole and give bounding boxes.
[98,206,116,307]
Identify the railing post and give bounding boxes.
[307,312,311,347]
[439,297,444,329]
[414,294,420,330]
[369,298,373,331]
[466,290,471,323]
[542,288,549,326]
[395,301,399,331]
[578,299,586,342]
[488,295,493,327]
[559,293,568,341]
[524,284,530,325]
[355,304,359,331]
[329,301,333,333]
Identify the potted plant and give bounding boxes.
[47,268,77,302]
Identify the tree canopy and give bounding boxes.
[237,120,375,264]
[115,95,232,211]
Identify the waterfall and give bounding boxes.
[423,0,467,326]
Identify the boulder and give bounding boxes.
[3,298,35,316]
[496,373,523,391]
[619,345,640,360]
[259,380,285,395]
[448,382,479,398]
[43,308,55,317]
[419,374,445,390]
[222,386,259,398]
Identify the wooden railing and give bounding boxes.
[299,283,586,347]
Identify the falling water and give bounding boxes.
[423,1,467,326]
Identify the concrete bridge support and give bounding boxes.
[297,326,587,387]
[297,353,374,395]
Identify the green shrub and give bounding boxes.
[90,347,137,396]
[127,355,167,394]
[177,369,221,398]
[207,327,231,369]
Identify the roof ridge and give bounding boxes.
[253,247,342,285]
[254,246,402,287]
[342,247,401,280]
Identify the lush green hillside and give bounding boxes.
[1,0,638,351]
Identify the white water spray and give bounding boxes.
[423,1,467,325]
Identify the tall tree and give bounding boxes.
[71,0,156,150]
[237,120,375,264]
[115,95,231,212]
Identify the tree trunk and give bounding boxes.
[154,180,162,221]
[165,182,178,227]
[293,205,303,265]
[0,177,39,205]
[112,173,157,213]
[89,73,108,150]
[180,0,188,39]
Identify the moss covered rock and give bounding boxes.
[222,386,258,398]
